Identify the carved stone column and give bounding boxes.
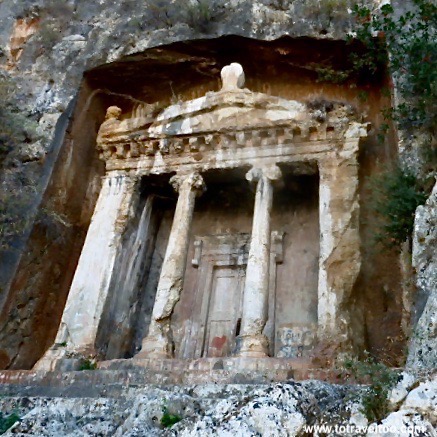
[236,165,282,357]
[35,172,139,370]
[137,172,206,358]
[317,123,366,351]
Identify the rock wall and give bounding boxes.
[0,0,435,435]
[408,181,437,370]
[0,0,432,370]
[0,0,403,368]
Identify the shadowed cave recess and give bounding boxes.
[0,35,404,372]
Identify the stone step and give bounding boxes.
[0,361,343,399]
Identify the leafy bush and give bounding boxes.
[350,0,436,132]
[78,359,97,371]
[342,356,398,423]
[313,0,436,139]
[160,405,182,428]
[368,166,427,250]
[0,412,20,434]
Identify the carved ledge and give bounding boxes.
[95,63,369,167]
[96,121,368,163]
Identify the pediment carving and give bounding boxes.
[96,63,368,164]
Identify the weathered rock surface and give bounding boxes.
[408,181,437,370]
[1,377,436,436]
[0,1,435,435]
[0,381,357,436]
[0,0,408,369]
[367,376,437,437]
[0,0,386,370]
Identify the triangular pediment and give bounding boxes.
[148,89,308,137]
[96,63,368,164]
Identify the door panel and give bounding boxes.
[204,267,244,357]
[182,232,282,359]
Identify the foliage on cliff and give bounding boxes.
[0,411,20,434]
[342,356,399,423]
[368,166,427,250]
[351,0,436,134]
[351,0,436,249]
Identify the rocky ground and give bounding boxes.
[0,373,435,436]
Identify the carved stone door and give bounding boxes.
[204,266,245,357]
[181,234,249,358]
[182,232,283,359]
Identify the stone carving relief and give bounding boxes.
[36,62,369,371]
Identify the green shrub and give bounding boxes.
[315,66,351,84]
[0,412,20,434]
[368,166,427,250]
[350,0,436,132]
[342,356,398,423]
[78,359,97,371]
[314,0,436,137]
[160,405,182,428]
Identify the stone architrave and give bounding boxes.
[317,125,364,350]
[236,165,282,357]
[137,172,206,358]
[35,172,138,370]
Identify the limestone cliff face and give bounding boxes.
[0,1,435,435]
[0,0,433,371]
[408,181,437,370]
[0,0,379,368]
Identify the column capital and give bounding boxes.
[246,165,282,184]
[170,172,206,196]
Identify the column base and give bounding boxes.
[34,344,98,372]
[235,334,269,357]
[33,348,68,372]
[136,334,173,359]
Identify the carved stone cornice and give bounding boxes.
[97,121,369,163]
[96,63,370,170]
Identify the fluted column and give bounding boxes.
[35,172,139,370]
[137,172,205,358]
[236,165,282,357]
